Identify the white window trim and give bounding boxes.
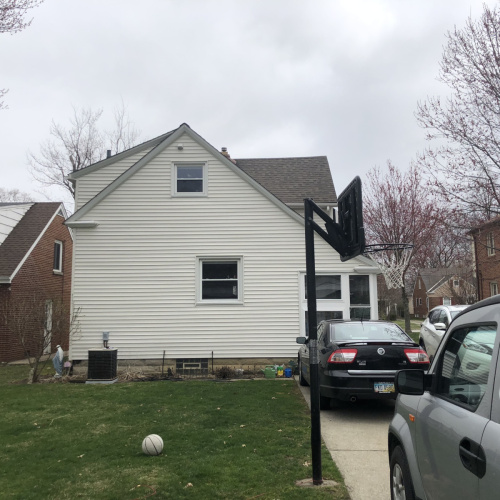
[173,162,207,197]
[53,240,63,273]
[298,272,378,336]
[490,282,498,297]
[196,256,243,305]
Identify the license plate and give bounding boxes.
[374,382,395,393]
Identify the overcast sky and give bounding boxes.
[0,0,497,207]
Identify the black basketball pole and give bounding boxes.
[304,199,323,485]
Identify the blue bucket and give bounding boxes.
[284,368,292,378]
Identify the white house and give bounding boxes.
[65,123,379,363]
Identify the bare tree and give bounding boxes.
[0,0,43,34]
[28,103,141,198]
[364,161,440,332]
[416,4,500,224]
[0,292,80,383]
[0,187,34,202]
[1,0,44,109]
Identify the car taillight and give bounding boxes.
[404,348,430,364]
[328,349,358,363]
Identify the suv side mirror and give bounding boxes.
[433,322,447,331]
[395,370,432,395]
[296,337,307,345]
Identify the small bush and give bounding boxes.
[215,365,235,379]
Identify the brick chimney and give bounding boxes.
[221,147,236,164]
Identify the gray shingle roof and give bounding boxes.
[0,202,62,279]
[235,156,336,206]
[418,267,474,292]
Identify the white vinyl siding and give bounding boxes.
[70,134,377,360]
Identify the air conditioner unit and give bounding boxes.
[87,349,118,384]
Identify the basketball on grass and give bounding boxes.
[142,434,164,456]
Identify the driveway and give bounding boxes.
[297,380,394,500]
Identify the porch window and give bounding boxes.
[349,275,371,319]
[304,275,341,300]
[305,310,343,336]
[199,258,241,302]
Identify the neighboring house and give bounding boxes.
[470,217,500,301]
[413,268,475,318]
[0,203,72,362]
[65,123,379,364]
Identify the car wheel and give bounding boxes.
[298,358,309,387]
[390,446,415,500]
[319,394,331,410]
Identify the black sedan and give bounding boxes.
[297,320,430,409]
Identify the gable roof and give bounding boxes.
[0,202,67,283]
[235,157,336,206]
[417,267,473,294]
[66,129,177,181]
[66,123,318,225]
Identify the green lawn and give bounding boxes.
[0,365,349,499]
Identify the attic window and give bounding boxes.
[53,241,63,273]
[174,164,206,196]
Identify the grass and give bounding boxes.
[0,365,349,500]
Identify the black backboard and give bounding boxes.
[335,176,365,261]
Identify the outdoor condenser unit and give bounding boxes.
[87,348,118,383]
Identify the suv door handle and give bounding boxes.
[459,438,486,478]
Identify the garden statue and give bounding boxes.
[53,345,64,377]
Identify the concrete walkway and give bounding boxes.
[296,378,393,500]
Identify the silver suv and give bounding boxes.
[419,305,468,359]
[389,295,500,500]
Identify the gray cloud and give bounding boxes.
[0,0,496,204]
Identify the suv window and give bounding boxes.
[429,310,440,324]
[436,324,497,411]
[438,309,449,327]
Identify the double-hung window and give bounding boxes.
[487,232,495,256]
[174,164,206,196]
[198,258,242,303]
[53,241,63,273]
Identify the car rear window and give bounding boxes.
[329,323,411,342]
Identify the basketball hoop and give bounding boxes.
[364,243,413,289]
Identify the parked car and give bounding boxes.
[296,320,429,409]
[419,305,468,359]
[389,295,500,500]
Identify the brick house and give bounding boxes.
[413,268,475,318]
[0,203,72,362]
[470,216,500,301]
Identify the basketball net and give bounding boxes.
[365,244,413,289]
